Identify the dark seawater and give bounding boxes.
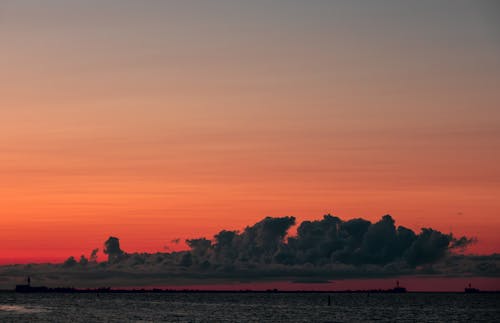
[0,292,498,322]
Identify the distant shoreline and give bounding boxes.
[2,288,498,294]
[4,276,499,293]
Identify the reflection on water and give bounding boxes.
[0,304,50,314]
[0,292,498,322]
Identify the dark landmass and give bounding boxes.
[9,279,498,294]
[6,286,499,294]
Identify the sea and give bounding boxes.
[0,292,498,322]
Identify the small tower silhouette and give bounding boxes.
[465,282,479,293]
[392,280,406,293]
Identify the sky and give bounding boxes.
[1,0,499,263]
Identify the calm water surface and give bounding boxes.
[0,292,498,322]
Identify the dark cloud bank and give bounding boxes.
[1,215,498,288]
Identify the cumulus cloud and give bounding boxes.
[0,214,493,289]
[180,214,473,269]
[103,237,124,262]
[104,214,475,269]
[89,248,99,262]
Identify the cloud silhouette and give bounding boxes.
[103,237,124,263]
[0,214,493,289]
[122,214,474,271]
[103,214,475,269]
[89,248,99,262]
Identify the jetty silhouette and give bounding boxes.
[13,278,494,294]
[15,276,108,293]
[12,278,416,294]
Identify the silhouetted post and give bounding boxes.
[27,276,31,286]
[328,295,331,306]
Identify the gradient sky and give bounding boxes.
[1,1,499,263]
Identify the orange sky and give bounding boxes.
[1,1,499,263]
